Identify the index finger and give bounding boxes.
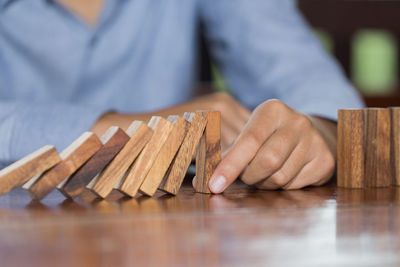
[208,104,281,193]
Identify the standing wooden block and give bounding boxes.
[365,108,391,187]
[57,127,130,198]
[140,116,189,197]
[116,116,174,197]
[159,112,207,195]
[195,111,221,194]
[23,132,102,200]
[87,121,153,199]
[391,107,400,186]
[0,146,61,196]
[337,109,365,188]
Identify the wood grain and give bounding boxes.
[159,112,207,195]
[1,183,400,267]
[116,116,174,197]
[365,108,392,187]
[23,132,102,200]
[195,111,221,194]
[0,146,61,196]
[57,127,130,198]
[87,121,153,199]
[140,116,189,197]
[337,109,365,188]
[391,107,400,186]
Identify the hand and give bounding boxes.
[91,92,251,151]
[207,99,336,193]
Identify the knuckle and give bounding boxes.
[293,114,312,130]
[259,149,281,171]
[260,99,287,113]
[269,170,289,187]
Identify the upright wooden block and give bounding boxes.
[159,112,207,195]
[391,107,400,186]
[195,111,221,194]
[23,132,102,200]
[116,116,174,197]
[140,116,189,197]
[57,127,130,198]
[337,109,365,188]
[0,146,61,196]
[87,121,153,199]
[365,108,391,187]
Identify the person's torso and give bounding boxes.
[0,0,200,112]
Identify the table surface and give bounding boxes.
[0,179,399,267]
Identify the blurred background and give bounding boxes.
[206,0,400,107]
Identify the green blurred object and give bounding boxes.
[211,64,228,92]
[314,29,334,53]
[352,29,398,95]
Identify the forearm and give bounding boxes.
[91,92,245,137]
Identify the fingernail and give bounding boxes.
[209,175,226,193]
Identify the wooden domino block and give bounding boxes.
[365,108,391,187]
[391,107,400,186]
[115,116,174,197]
[140,116,189,197]
[0,146,61,196]
[337,109,365,188]
[87,121,153,198]
[195,111,221,194]
[159,112,207,195]
[23,132,102,200]
[57,127,130,198]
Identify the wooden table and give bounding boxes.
[0,179,399,266]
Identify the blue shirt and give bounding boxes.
[0,0,363,166]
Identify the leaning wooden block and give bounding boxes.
[337,109,365,188]
[365,108,391,187]
[23,132,102,200]
[57,127,130,198]
[116,116,174,197]
[159,112,207,195]
[87,121,153,199]
[391,107,400,186]
[195,111,221,194]
[0,146,61,196]
[140,116,189,197]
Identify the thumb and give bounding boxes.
[192,176,197,188]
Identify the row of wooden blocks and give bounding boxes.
[0,111,221,200]
[338,107,400,188]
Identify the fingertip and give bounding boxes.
[208,174,227,194]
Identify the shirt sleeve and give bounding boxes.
[0,101,105,167]
[199,0,365,120]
